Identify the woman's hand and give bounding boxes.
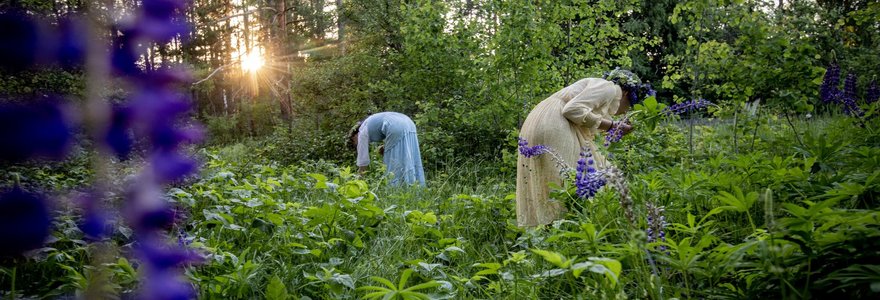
[616,121,634,135]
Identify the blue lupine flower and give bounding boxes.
[867,80,879,104]
[137,235,202,300]
[151,151,198,183]
[142,270,198,300]
[604,123,625,147]
[842,73,863,116]
[111,35,142,76]
[0,101,72,162]
[844,73,858,101]
[105,105,135,159]
[575,151,606,199]
[0,12,43,71]
[820,63,841,103]
[0,188,52,256]
[518,138,549,158]
[663,98,713,116]
[56,16,87,69]
[76,191,111,240]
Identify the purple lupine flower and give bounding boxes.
[137,235,202,299]
[663,98,713,116]
[177,228,192,247]
[0,188,52,256]
[646,87,657,97]
[76,191,110,240]
[0,101,73,162]
[646,203,668,252]
[867,80,879,104]
[841,73,863,116]
[604,122,625,147]
[105,105,135,159]
[575,151,606,199]
[0,12,44,71]
[865,79,880,104]
[820,63,841,103]
[844,73,858,101]
[107,1,202,298]
[56,16,87,69]
[518,138,549,158]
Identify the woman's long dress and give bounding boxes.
[356,112,426,186]
[516,78,623,227]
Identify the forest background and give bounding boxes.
[2,0,877,166]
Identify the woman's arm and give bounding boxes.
[561,80,620,130]
[356,124,370,167]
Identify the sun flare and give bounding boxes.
[241,51,265,73]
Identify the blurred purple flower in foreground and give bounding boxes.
[0,101,72,162]
[0,188,52,256]
[0,0,202,298]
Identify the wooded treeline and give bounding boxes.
[2,0,878,164]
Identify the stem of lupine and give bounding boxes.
[82,4,114,298]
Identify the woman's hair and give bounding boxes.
[603,67,656,106]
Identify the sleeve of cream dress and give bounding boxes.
[560,80,621,131]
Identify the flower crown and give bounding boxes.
[602,67,656,106]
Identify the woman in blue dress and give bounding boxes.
[349,112,426,186]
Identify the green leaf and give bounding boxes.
[531,249,569,268]
[265,275,288,300]
[370,276,397,290]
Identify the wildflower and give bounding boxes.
[867,80,879,104]
[575,150,606,199]
[663,98,713,116]
[819,63,841,103]
[77,191,110,240]
[105,105,135,159]
[646,203,668,252]
[605,167,634,225]
[0,12,44,71]
[56,16,87,69]
[841,73,863,116]
[604,122,625,147]
[0,188,52,256]
[517,138,549,158]
[0,101,72,162]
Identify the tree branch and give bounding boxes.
[191,61,237,87]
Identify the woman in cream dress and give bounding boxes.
[516,69,649,227]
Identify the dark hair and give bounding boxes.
[347,121,362,150]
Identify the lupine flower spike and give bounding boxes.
[604,114,632,147]
[575,150,606,199]
[866,79,879,104]
[842,73,864,117]
[646,202,668,253]
[664,98,714,116]
[605,167,634,225]
[820,63,842,103]
[518,137,549,158]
